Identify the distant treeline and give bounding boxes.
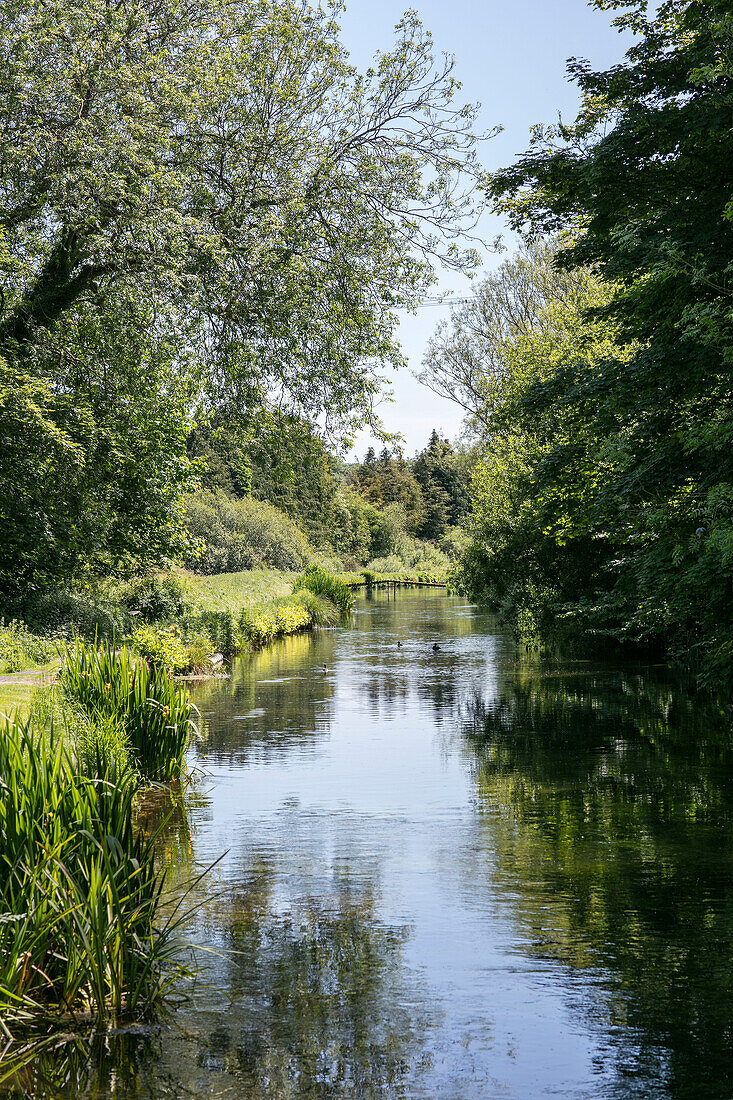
[186,416,472,576]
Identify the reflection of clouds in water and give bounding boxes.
[9,837,435,1100]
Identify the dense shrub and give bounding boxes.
[132,624,190,673]
[117,574,187,622]
[183,489,311,574]
[12,588,130,640]
[238,597,313,648]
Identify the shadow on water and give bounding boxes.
[461,670,733,1099]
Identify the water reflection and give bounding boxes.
[5,594,733,1099]
[194,858,431,1098]
[462,672,733,1098]
[193,632,338,762]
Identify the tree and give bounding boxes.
[460,0,733,687]
[420,239,592,430]
[0,0,488,436]
[0,0,489,593]
[0,296,196,597]
[413,430,469,535]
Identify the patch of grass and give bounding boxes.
[0,682,37,720]
[178,568,295,615]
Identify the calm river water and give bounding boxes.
[10,591,733,1098]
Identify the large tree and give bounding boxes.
[0,0,488,591]
[459,0,733,687]
[0,0,486,426]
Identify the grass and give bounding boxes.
[0,681,41,720]
[0,716,185,1031]
[178,568,295,615]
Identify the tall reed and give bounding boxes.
[294,565,353,615]
[0,717,183,1029]
[61,640,196,781]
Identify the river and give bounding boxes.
[10,590,733,1098]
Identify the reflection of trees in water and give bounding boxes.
[191,632,338,760]
[461,672,733,1098]
[192,855,431,1099]
[0,1031,169,1100]
[4,858,431,1099]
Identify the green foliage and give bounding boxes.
[183,628,217,674]
[29,684,133,778]
[237,598,315,649]
[470,0,733,691]
[295,565,353,616]
[0,716,181,1027]
[350,433,473,543]
[190,409,342,548]
[132,624,190,674]
[295,590,342,628]
[183,489,311,574]
[0,313,197,596]
[117,575,187,623]
[0,620,58,673]
[0,0,487,597]
[61,641,196,781]
[413,431,470,538]
[200,610,236,657]
[9,585,131,641]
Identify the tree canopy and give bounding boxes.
[0,0,488,594]
[451,0,733,690]
[0,0,486,427]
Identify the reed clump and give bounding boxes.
[294,565,353,615]
[61,640,197,782]
[0,717,183,1031]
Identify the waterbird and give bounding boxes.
[397,641,402,648]
[432,643,441,652]
[322,664,329,672]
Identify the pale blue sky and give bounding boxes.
[340,0,639,457]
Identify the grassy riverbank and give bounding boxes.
[0,564,449,721]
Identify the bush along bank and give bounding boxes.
[0,567,357,683]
